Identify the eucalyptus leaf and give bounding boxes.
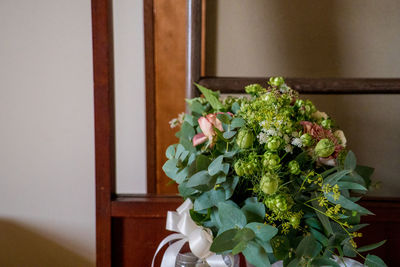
[231,117,246,129]
[323,170,352,186]
[324,192,374,215]
[186,170,216,191]
[243,241,271,267]
[194,189,226,211]
[246,223,278,242]
[296,235,322,258]
[218,202,247,230]
[365,254,387,267]
[208,155,224,176]
[241,202,266,223]
[165,144,176,159]
[223,130,237,139]
[344,150,357,171]
[221,176,239,199]
[196,154,211,171]
[210,229,239,253]
[312,257,340,267]
[162,159,179,180]
[337,181,367,191]
[217,113,232,124]
[357,240,386,253]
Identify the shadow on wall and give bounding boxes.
[0,219,93,267]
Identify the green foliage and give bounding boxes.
[162,78,386,267]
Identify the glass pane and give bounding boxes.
[205,0,400,78]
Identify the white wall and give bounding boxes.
[0,0,146,266]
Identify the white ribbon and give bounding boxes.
[152,199,232,267]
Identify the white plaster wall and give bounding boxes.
[0,0,146,265]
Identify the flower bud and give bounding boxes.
[263,153,281,169]
[321,119,332,129]
[236,128,254,149]
[234,161,244,176]
[245,84,266,96]
[266,136,281,151]
[269,77,285,87]
[300,133,313,147]
[315,138,335,157]
[260,173,280,195]
[288,160,301,175]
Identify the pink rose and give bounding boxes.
[192,113,231,147]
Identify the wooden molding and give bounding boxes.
[91,0,115,265]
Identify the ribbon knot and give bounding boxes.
[152,199,231,267]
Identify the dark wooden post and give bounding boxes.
[91,0,115,266]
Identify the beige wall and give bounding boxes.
[0,0,146,266]
[208,0,400,197]
[206,0,400,77]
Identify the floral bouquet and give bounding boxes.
[158,77,386,267]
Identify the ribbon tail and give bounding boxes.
[206,254,230,267]
[161,238,187,267]
[151,234,185,267]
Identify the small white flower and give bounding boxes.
[291,138,303,147]
[283,134,290,143]
[177,112,185,124]
[284,144,293,153]
[169,118,179,128]
[312,110,328,120]
[266,128,277,136]
[258,132,269,144]
[334,130,347,147]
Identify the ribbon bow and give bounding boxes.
[152,199,232,267]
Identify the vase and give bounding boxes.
[175,252,240,267]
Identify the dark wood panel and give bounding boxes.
[198,77,400,94]
[111,195,400,266]
[91,0,115,266]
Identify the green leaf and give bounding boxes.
[210,229,239,253]
[312,199,333,235]
[309,227,328,247]
[311,257,340,267]
[348,223,369,232]
[305,217,322,231]
[217,113,231,124]
[208,155,224,176]
[176,121,195,140]
[231,228,256,254]
[223,130,237,139]
[194,189,226,211]
[186,170,216,191]
[287,258,300,267]
[221,176,239,199]
[323,170,352,186]
[365,254,387,267]
[357,240,386,252]
[186,98,206,115]
[196,155,211,171]
[243,241,271,267]
[195,83,224,111]
[231,117,246,129]
[175,167,189,184]
[241,202,266,223]
[355,165,374,188]
[344,150,357,171]
[189,209,210,224]
[296,235,322,258]
[178,182,197,197]
[165,145,176,159]
[162,159,179,179]
[337,181,367,191]
[218,202,247,230]
[324,192,374,215]
[231,102,241,114]
[246,223,278,242]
